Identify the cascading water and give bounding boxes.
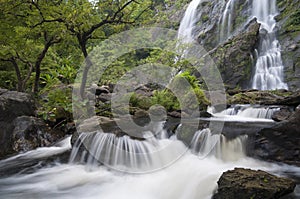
[1,123,299,199]
[219,0,236,42]
[0,1,299,198]
[210,104,280,119]
[69,128,185,173]
[174,0,203,75]
[251,0,288,90]
[177,0,202,44]
[191,128,247,161]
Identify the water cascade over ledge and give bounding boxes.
[0,1,300,198]
[1,123,300,199]
[177,0,203,44]
[251,0,288,90]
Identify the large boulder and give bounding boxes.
[11,116,64,153]
[0,89,35,121]
[251,105,300,166]
[0,89,36,158]
[213,168,296,199]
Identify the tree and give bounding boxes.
[52,0,153,98]
[0,0,63,93]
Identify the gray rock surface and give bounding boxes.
[251,106,300,166]
[213,168,296,199]
[0,89,35,158]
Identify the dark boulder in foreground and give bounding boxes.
[213,168,296,199]
[0,89,35,158]
[12,116,65,153]
[0,89,66,159]
[251,105,300,166]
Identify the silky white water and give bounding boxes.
[219,0,236,42]
[0,125,299,199]
[251,0,288,90]
[177,0,202,44]
[207,104,280,122]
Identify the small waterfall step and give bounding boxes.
[208,104,281,121]
[69,122,187,173]
[190,128,247,161]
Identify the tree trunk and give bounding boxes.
[33,42,52,94]
[11,59,24,92]
[79,38,92,99]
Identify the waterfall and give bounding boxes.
[69,122,186,173]
[251,0,288,90]
[209,104,280,120]
[191,128,247,161]
[219,0,236,42]
[1,123,300,198]
[177,0,202,44]
[175,0,203,75]
[0,2,299,198]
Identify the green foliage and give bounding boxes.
[152,89,180,111]
[0,0,209,122]
[38,87,72,122]
[130,93,152,110]
[170,71,210,110]
[0,70,17,89]
[151,72,209,112]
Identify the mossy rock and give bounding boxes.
[213,168,296,199]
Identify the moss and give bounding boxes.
[268,90,292,97]
[201,14,209,23]
[276,0,300,32]
[228,93,256,104]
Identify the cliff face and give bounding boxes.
[176,0,300,91]
[209,19,260,90]
[276,0,300,91]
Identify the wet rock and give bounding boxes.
[135,85,153,97]
[97,93,111,102]
[194,0,225,50]
[11,116,65,153]
[200,111,212,118]
[251,107,300,166]
[89,84,110,95]
[272,108,293,122]
[77,116,121,134]
[213,168,296,199]
[168,111,182,118]
[228,90,300,106]
[276,0,300,91]
[209,19,260,90]
[133,109,150,126]
[175,119,209,145]
[71,116,145,145]
[0,89,35,121]
[0,89,36,158]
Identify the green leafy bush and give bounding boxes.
[38,86,72,122]
[0,71,17,89]
[151,89,180,112]
[130,93,152,110]
[152,71,209,112]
